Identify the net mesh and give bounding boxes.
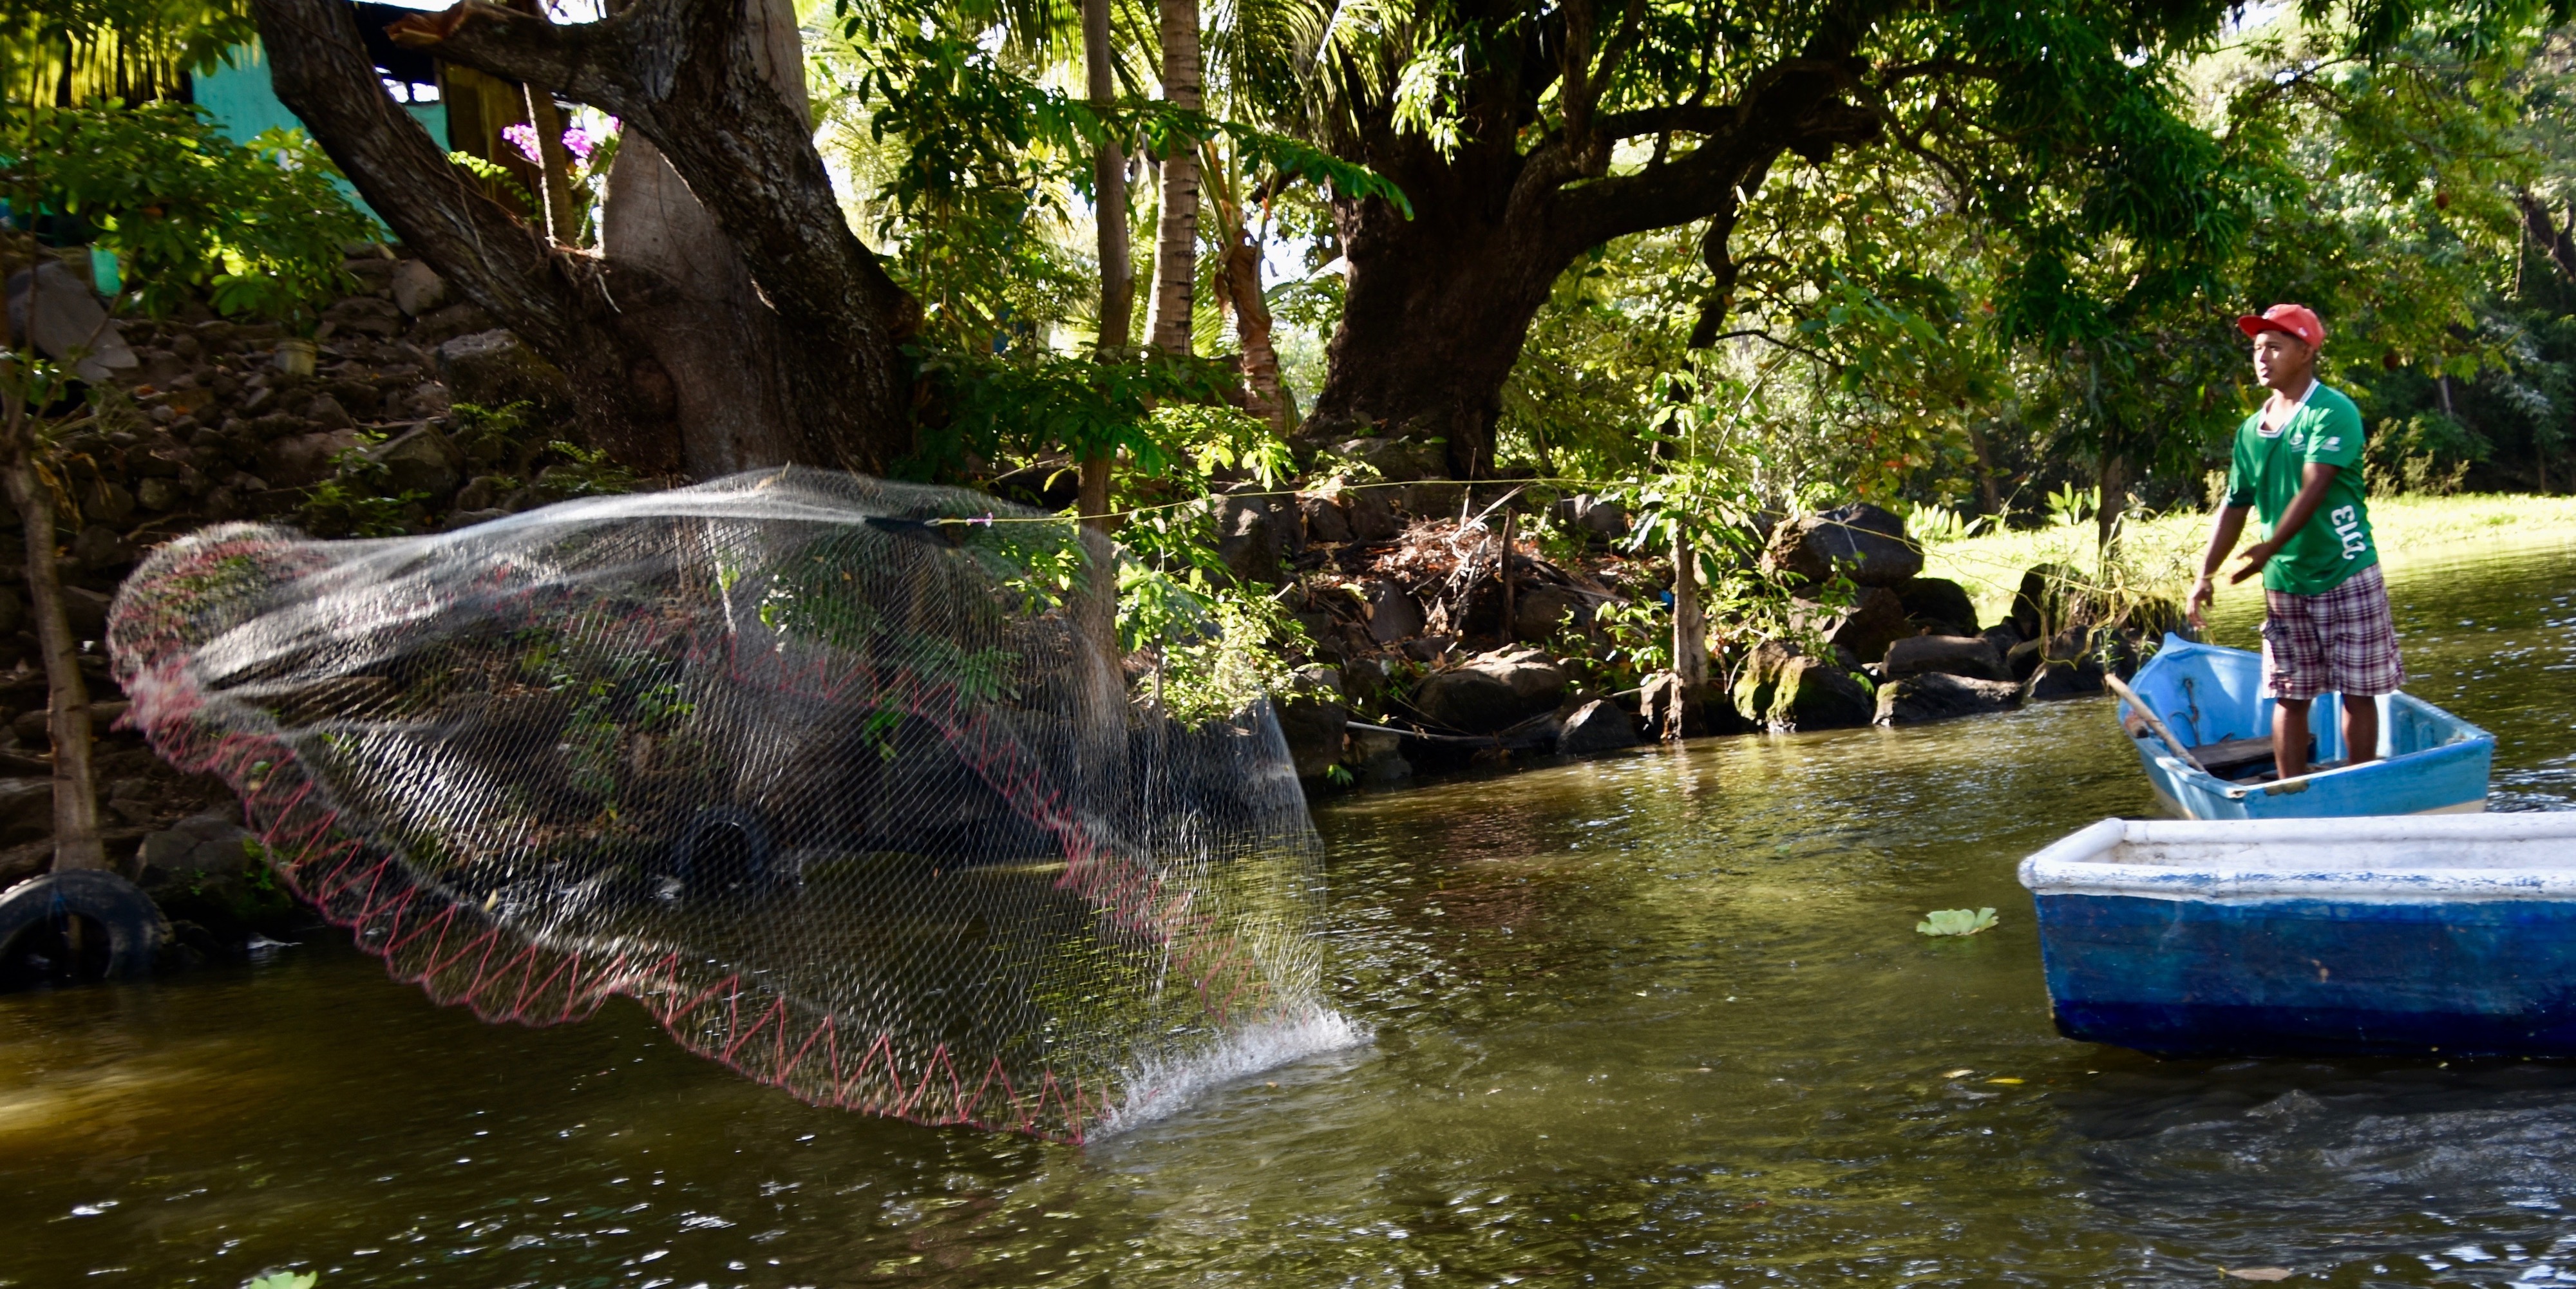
[108,468,1342,1140]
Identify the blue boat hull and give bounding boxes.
[2120,634,2493,819]
[2038,892,2576,1057]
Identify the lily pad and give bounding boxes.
[1917,907,1998,937]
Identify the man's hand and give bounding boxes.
[2186,576,2217,630]
[2228,540,2279,584]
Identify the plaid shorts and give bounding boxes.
[2262,562,2404,699]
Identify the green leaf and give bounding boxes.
[1916,908,2000,937]
[245,1272,319,1289]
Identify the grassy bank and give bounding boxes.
[1922,493,2576,626]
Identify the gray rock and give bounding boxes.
[1882,634,2010,682]
[366,424,466,499]
[322,294,404,337]
[61,585,111,640]
[1764,503,1922,588]
[1345,487,1402,542]
[2011,563,2081,638]
[136,477,180,513]
[440,507,513,531]
[1216,492,1293,583]
[1557,698,1638,755]
[261,428,363,487]
[1299,493,1353,543]
[0,776,50,843]
[1554,493,1630,540]
[1800,584,1911,669]
[390,259,449,316]
[1895,576,1982,635]
[305,393,357,431]
[81,478,136,525]
[1340,656,1389,699]
[1277,694,1349,782]
[1513,583,1593,642]
[436,328,573,411]
[72,523,132,570]
[1365,580,1425,644]
[1412,646,1567,734]
[138,810,255,881]
[1875,672,2027,725]
[7,261,138,382]
[1732,640,1873,732]
[1345,726,1411,784]
[1980,622,2024,658]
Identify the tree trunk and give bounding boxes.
[2519,190,2576,285]
[1142,0,1199,353]
[1219,220,1283,431]
[592,0,810,476]
[1965,422,2002,518]
[1084,0,1132,351]
[2096,451,2125,560]
[1669,525,1706,740]
[267,0,922,476]
[1497,509,1515,644]
[0,373,103,872]
[1307,155,1561,478]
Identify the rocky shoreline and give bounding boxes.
[6,247,2170,964]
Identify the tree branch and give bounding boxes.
[2520,189,2576,285]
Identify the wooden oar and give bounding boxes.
[2103,672,2209,775]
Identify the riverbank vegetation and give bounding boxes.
[5,0,2576,922]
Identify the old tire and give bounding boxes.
[672,807,775,896]
[0,869,169,990]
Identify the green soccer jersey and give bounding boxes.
[2224,381,2378,595]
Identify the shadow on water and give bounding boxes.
[1,534,2571,1286]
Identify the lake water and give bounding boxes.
[3,534,2571,1288]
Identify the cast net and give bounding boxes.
[108,469,1345,1140]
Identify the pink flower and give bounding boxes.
[560,126,596,164]
[500,122,542,164]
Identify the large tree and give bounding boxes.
[252,0,919,475]
[1258,0,2285,478]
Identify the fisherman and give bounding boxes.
[2185,303,2401,779]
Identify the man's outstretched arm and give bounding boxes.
[2187,505,2251,628]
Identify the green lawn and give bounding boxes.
[1921,493,2576,628]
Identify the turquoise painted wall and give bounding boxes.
[193,42,447,226]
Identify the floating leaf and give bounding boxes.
[1917,907,1999,937]
[2223,1270,2294,1282]
[247,1273,320,1289]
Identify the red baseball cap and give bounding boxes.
[2236,303,2325,349]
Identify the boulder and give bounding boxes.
[1364,580,1425,644]
[61,585,111,640]
[137,810,255,882]
[1979,622,2024,659]
[304,392,357,431]
[1875,672,2027,725]
[1341,656,1390,700]
[1557,699,1638,756]
[365,424,466,499]
[1895,576,1981,635]
[1412,646,1567,734]
[390,259,449,316]
[72,523,132,570]
[1345,487,1401,541]
[1763,503,1922,588]
[1299,493,1353,543]
[321,295,404,337]
[1216,492,1294,583]
[1553,494,1630,541]
[1277,694,1349,782]
[7,260,138,382]
[0,776,50,844]
[1513,583,1592,641]
[2010,563,2080,638]
[261,428,363,487]
[437,328,573,411]
[1882,634,2010,683]
[1798,584,1910,668]
[1344,726,1411,785]
[1732,641,1873,732]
